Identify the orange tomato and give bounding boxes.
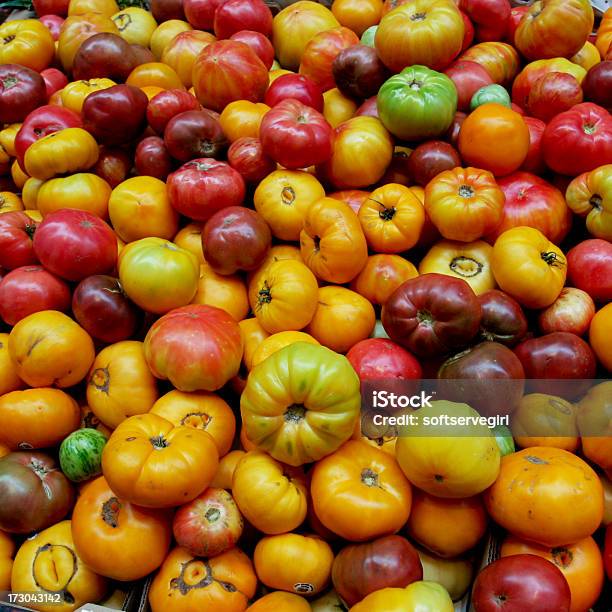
[0,388,79,451]
[247,592,311,612]
[87,340,159,429]
[407,490,488,558]
[220,100,270,143]
[0,531,14,591]
[8,310,95,388]
[68,0,119,17]
[0,19,55,72]
[162,30,216,88]
[141,85,165,100]
[150,19,192,60]
[248,244,303,283]
[0,193,23,214]
[239,317,270,371]
[484,447,604,547]
[359,183,425,253]
[596,7,612,58]
[589,303,612,372]
[60,78,116,113]
[37,173,111,218]
[148,546,257,612]
[111,6,157,47]
[232,451,308,534]
[80,404,112,438]
[311,440,412,541]
[307,286,375,353]
[459,104,530,177]
[254,169,325,241]
[323,88,358,127]
[150,389,236,457]
[0,124,21,158]
[126,62,185,90]
[174,222,204,262]
[251,331,319,368]
[350,254,419,305]
[331,0,383,37]
[248,259,319,333]
[210,449,246,490]
[192,262,249,321]
[0,333,22,396]
[254,533,334,596]
[109,176,179,242]
[240,425,258,451]
[71,476,172,581]
[459,41,521,86]
[577,381,612,473]
[300,197,368,283]
[501,534,604,612]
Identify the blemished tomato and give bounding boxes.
[254,170,325,242]
[407,489,488,558]
[300,197,368,283]
[232,451,308,534]
[251,331,319,368]
[86,340,158,430]
[101,413,219,508]
[8,310,95,389]
[109,176,179,243]
[254,533,334,595]
[219,100,269,143]
[589,304,612,372]
[358,184,425,253]
[0,388,79,451]
[485,447,604,547]
[306,286,376,353]
[459,104,530,176]
[71,476,172,581]
[491,226,567,309]
[425,167,504,242]
[241,342,361,466]
[501,534,604,612]
[419,239,496,295]
[311,440,412,542]
[351,254,419,305]
[150,390,235,457]
[0,193,23,215]
[11,520,107,612]
[148,546,257,612]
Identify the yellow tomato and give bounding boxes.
[251,331,320,368]
[0,20,55,72]
[126,62,184,90]
[0,333,23,396]
[149,19,192,60]
[11,160,29,190]
[323,87,358,127]
[174,222,204,262]
[0,124,21,158]
[68,0,119,17]
[112,7,157,47]
[219,100,270,142]
[239,318,270,371]
[60,78,116,113]
[37,173,111,218]
[0,192,23,214]
[21,178,44,210]
[571,41,601,71]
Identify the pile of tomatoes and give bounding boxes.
[0,0,612,610]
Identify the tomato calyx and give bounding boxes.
[170,559,241,595]
[149,434,170,450]
[450,256,483,278]
[416,309,434,326]
[361,467,380,488]
[551,547,573,569]
[582,122,597,135]
[113,14,133,31]
[284,404,306,423]
[589,194,603,211]
[410,12,427,22]
[281,186,296,205]
[458,185,475,199]
[2,35,16,45]
[101,496,122,528]
[257,281,272,306]
[90,367,111,394]
[1,75,18,90]
[197,139,217,157]
[180,411,212,429]
[540,251,566,268]
[204,506,222,524]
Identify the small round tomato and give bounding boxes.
[219,100,269,142]
[459,104,530,176]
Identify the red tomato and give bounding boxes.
[264,74,324,112]
[40,68,69,99]
[0,212,39,270]
[214,0,273,39]
[444,60,494,112]
[230,30,275,70]
[520,116,546,175]
[146,89,201,136]
[347,338,422,381]
[605,524,612,580]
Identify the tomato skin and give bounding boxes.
[589,303,612,372]
[0,212,38,270]
[350,583,454,612]
[605,524,612,580]
[247,592,311,612]
[520,116,546,175]
[0,20,55,72]
[220,100,269,143]
[459,41,520,86]
[542,103,612,176]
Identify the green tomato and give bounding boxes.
[360,25,377,48]
[59,428,107,482]
[470,84,511,110]
[492,424,515,456]
[377,65,457,142]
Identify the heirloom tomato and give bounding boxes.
[419,239,495,295]
[459,104,529,176]
[228,137,276,184]
[102,413,218,508]
[144,304,243,392]
[571,41,601,72]
[491,227,566,309]
[0,388,79,451]
[37,174,111,219]
[0,20,55,72]
[590,304,612,371]
[332,0,382,37]
[596,7,612,57]
[126,62,184,90]
[112,6,157,47]
[118,237,200,313]
[346,337,421,382]
[395,401,500,498]
[417,550,473,601]
[332,44,389,101]
[149,19,192,59]
[425,167,503,242]
[251,331,319,368]
[351,583,453,612]
[515,0,594,61]
[351,254,419,305]
[71,476,171,581]
[60,78,117,114]
[248,259,319,334]
[300,196,368,283]
[0,334,22,396]
[237,316,271,368]
[241,342,360,466]
[565,164,612,240]
[59,428,107,483]
[265,73,324,111]
[377,66,457,142]
[484,447,604,547]
[254,169,325,241]
[231,30,275,69]
[211,449,245,490]
[174,222,204,262]
[247,592,310,612]
[307,286,375,353]
[321,116,393,189]
[358,184,425,253]
[151,390,235,457]
[146,89,201,136]
[444,60,494,112]
[577,381,612,472]
[491,172,572,245]
[149,546,257,612]
[8,311,94,389]
[87,340,159,430]
[0,193,23,215]
[311,440,412,541]
[375,0,464,73]
[109,176,178,242]
[232,451,308,534]
[220,101,269,143]
[459,41,520,86]
[11,521,107,612]
[0,212,38,270]
[538,287,595,337]
[272,1,340,70]
[0,531,13,591]
[501,534,604,612]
